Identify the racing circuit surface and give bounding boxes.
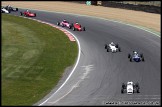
[9,9,160,105]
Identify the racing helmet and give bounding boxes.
[134,51,137,54]
[26,9,29,12]
[76,22,79,24]
[111,42,114,45]
[63,19,66,21]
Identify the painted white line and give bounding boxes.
[39,25,81,106]
[49,65,95,104]
[47,64,94,104]
[48,86,76,105]
[16,7,160,37]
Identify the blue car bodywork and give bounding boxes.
[132,54,142,62]
[128,52,144,62]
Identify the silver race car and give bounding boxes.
[57,19,72,29]
[105,42,121,53]
[3,5,18,12]
[1,7,10,13]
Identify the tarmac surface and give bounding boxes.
[9,9,161,106]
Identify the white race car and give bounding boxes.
[105,42,121,52]
[1,7,10,13]
[57,19,72,29]
[121,81,140,94]
[3,5,18,12]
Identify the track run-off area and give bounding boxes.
[2,14,78,105]
[2,7,161,106]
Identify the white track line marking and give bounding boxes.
[47,64,94,104]
[38,26,81,105]
[48,86,76,105]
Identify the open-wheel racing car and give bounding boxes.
[121,81,140,94]
[72,22,85,31]
[1,7,10,13]
[3,5,18,12]
[20,9,36,17]
[105,42,121,53]
[128,51,144,62]
[57,19,72,29]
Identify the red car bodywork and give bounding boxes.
[72,23,85,31]
[20,11,36,17]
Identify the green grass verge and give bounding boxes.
[2,14,78,105]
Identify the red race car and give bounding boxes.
[72,22,85,31]
[20,10,36,17]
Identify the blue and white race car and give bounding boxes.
[128,51,144,62]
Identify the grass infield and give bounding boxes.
[2,14,78,105]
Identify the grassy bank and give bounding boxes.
[2,14,78,105]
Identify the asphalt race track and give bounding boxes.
[8,9,160,105]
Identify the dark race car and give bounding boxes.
[128,51,144,62]
[72,22,85,31]
[4,5,18,12]
[20,10,36,17]
[57,19,72,29]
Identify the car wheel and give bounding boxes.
[16,8,18,11]
[128,54,131,58]
[121,89,124,94]
[57,22,60,26]
[20,12,22,16]
[83,27,85,31]
[122,83,126,89]
[135,82,139,88]
[118,47,121,52]
[130,58,132,62]
[105,44,107,49]
[116,44,118,48]
[140,53,143,57]
[107,48,109,52]
[73,27,75,31]
[142,57,145,61]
